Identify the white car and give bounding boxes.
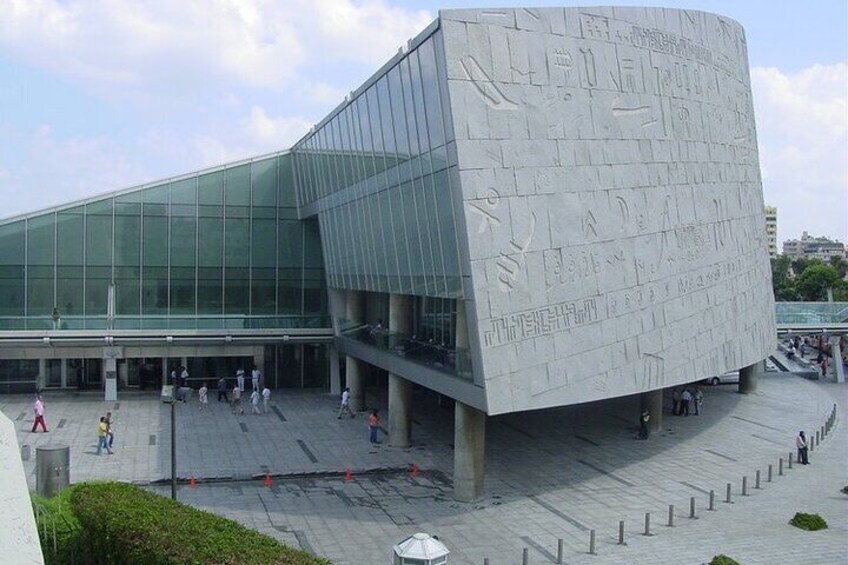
[702,371,740,386]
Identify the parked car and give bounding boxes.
[702,371,739,386]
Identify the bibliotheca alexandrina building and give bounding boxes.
[0,7,775,500]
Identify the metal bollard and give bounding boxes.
[725,482,732,503]
[668,504,674,527]
[522,547,529,565]
[484,559,489,565]
[816,430,820,445]
[690,496,696,519]
[643,512,652,536]
[618,520,626,545]
[589,529,596,555]
[742,476,748,496]
[779,457,784,476]
[756,470,761,489]
[789,452,793,468]
[557,538,563,564]
[768,464,773,482]
[810,436,815,452]
[709,490,715,511]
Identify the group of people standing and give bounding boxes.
[671,386,703,416]
[212,367,271,415]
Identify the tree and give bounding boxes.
[828,255,848,279]
[795,264,842,301]
[770,255,796,301]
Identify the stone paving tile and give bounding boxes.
[3,352,846,564]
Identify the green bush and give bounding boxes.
[789,512,828,531]
[69,482,330,564]
[31,486,85,565]
[709,556,741,565]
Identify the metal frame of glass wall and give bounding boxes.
[0,152,329,330]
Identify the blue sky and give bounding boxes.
[1,0,846,245]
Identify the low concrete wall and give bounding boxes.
[0,412,44,564]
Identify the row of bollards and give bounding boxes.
[485,406,838,563]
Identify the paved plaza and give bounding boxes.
[4,353,846,564]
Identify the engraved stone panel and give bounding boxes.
[441,6,775,414]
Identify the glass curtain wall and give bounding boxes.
[0,154,329,330]
[291,30,463,298]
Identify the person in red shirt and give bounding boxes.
[368,409,382,444]
[32,393,48,433]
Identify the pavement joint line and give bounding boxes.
[679,481,710,495]
[704,448,738,462]
[576,460,636,487]
[296,439,319,463]
[239,422,249,433]
[750,432,783,445]
[520,535,556,562]
[499,421,537,439]
[731,415,784,432]
[271,405,287,422]
[57,418,67,429]
[575,434,601,446]
[529,495,590,532]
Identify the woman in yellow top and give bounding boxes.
[97,416,113,455]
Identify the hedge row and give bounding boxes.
[35,482,329,564]
[32,487,84,564]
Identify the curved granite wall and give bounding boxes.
[442,7,776,414]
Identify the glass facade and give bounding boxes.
[291,31,464,299]
[0,153,328,330]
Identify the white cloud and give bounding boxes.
[0,0,432,98]
[752,63,848,244]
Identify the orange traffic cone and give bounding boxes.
[264,473,272,488]
[344,468,352,481]
[190,474,197,489]
[411,464,419,478]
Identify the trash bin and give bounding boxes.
[36,444,70,497]
[393,533,449,564]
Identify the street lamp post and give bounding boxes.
[171,398,177,500]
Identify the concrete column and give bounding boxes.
[830,337,845,384]
[60,359,67,388]
[329,345,341,396]
[641,389,663,432]
[455,300,468,350]
[346,356,364,412]
[388,374,413,447]
[161,358,168,387]
[346,290,364,326]
[739,361,762,394]
[36,359,46,391]
[454,401,486,502]
[389,294,411,335]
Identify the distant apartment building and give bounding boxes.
[782,231,847,260]
[765,206,778,258]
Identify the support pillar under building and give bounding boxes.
[641,389,663,432]
[388,374,412,448]
[739,361,762,394]
[329,345,341,396]
[454,401,486,502]
[347,357,364,412]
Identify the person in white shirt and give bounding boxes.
[681,388,693,416]
[251,367,261,392]
[198,382,208,411]
[261,386,271,414]
[337,387,355,419]
[32,394,48,433]
[236,369,245,392]
[232,386,244,415]
[250,389,261,415]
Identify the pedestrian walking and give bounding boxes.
[681,388,692,416]
[232,385,244,415]
[97,417,112,455]
[180,366,190,388]
[236,368,245,392]
[251,366,261,392]
[105,411,115,449]
[672,387,681,415]
[337,387,355,419]
[820,357,829,378]
[262,386,271,414]
[796,431,809,464]
[198,382,208,411]
[367,409,384,444]
[31,393,48,433]
[250,389,261,415]
[217,376,228,402]
[636,409,650,440]
[693,387,703,415]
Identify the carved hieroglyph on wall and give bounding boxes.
[441,7,776,415]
